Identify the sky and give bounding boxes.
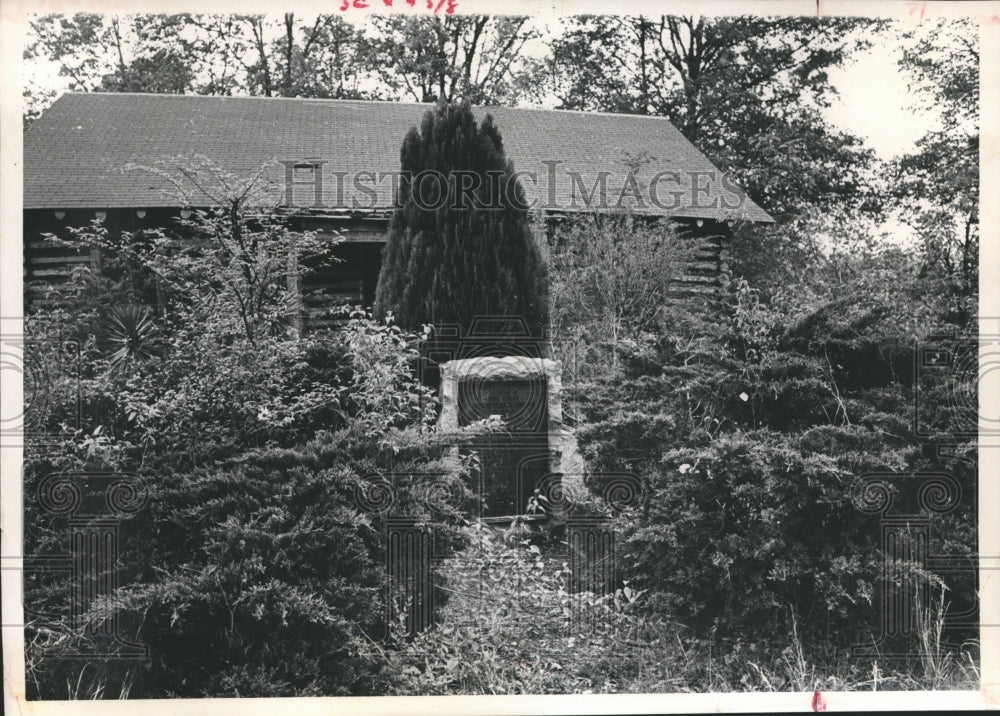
[824,43,937,160]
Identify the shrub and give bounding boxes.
[23,197,457,698]
[561,247,977,667]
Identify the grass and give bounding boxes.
[29,519,981,698]
[358,520,981,696]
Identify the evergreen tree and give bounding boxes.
[374,101,548,336]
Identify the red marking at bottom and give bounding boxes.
[812,690,827,712]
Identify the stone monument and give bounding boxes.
[438,355,572,517]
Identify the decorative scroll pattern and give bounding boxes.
[850,471,971,658]
[30,472,148,659]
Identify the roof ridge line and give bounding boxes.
[60,91,690,125]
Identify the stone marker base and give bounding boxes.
[438,355,585,516]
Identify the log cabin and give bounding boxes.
[23,92,773,329]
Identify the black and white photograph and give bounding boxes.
[1,0,996,712]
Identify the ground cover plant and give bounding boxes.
[20,14,979,698]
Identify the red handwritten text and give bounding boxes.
[340,0,457,14]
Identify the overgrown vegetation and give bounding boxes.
[22,169,472,698]
[21,15,979,698]
[359,517,978,694]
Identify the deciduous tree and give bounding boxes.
[894,18,979,325]
[550,16,884,221]
[367,15,542,104]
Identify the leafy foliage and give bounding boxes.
[21,14,980,697]
[23,13,546,123]
[362,520,651,695]
[892,18,979,326]
[22,176,461,697]
[549,15,884,222]
[359,514,977,694]
[561,224,977,663]
[547,212,697,368]
[366,15,543,104]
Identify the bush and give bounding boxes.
[106,429,470,697]
[23,184,459,697]
[363,519,651,695]
[560,235,977,669]
[24,311,465,697]
[632,429,883,646]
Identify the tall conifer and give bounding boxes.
[374,101,548,336]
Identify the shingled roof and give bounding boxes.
[24,92,772,223]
